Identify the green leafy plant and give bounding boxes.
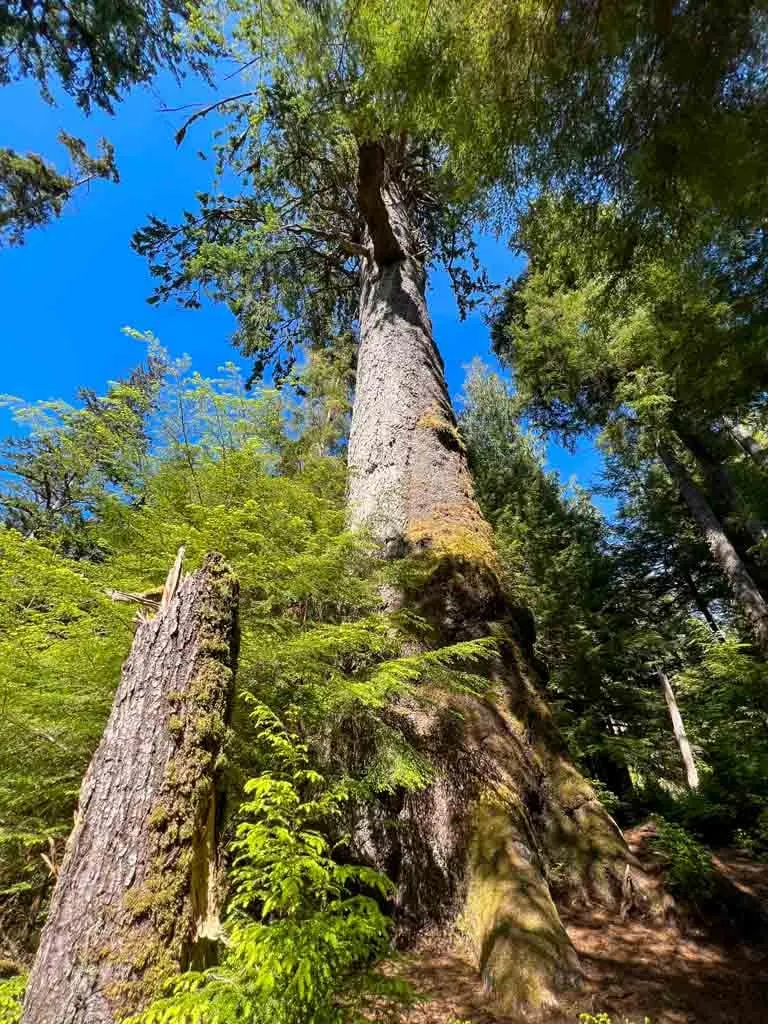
[0,529,133,954]
[734,809,768,860]
[650,819,715,903]
[579,1014,651,1024]
[129,705,407,1024]
[0,974,26,1024]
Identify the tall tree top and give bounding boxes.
[0,0,197,112]
[133,0,493,382]
[355,0,768,234]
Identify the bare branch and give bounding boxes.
[172,92,257,146]
[284,223,371,261]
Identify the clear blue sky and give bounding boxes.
[0,67,607,499]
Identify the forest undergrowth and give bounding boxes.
[2,346,768,1023]
[4,0,768,1019]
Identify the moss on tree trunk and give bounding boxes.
[21,554,238,1024]
[347,140,649,1015]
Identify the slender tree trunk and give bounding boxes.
[22,554,238,1024]
[659,443,768,657]
[676,425,768,554]
[679,565,723,637]
[729,421,768,467]
[657,671,699,791]
[347,140,647,1015]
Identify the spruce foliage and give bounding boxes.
[463,365,768,846]
[0,344,496,1020]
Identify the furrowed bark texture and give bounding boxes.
[658,671,699,791]
[347,142,646,1016]
[348,144,489,561]
[660,443,768,657]
[22,553,238,1024]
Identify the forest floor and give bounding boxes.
[390,824,768,1024]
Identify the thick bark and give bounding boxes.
[348,148,491,563]
[657,671,699,791]
[356,141,406,267]
[347,142,646,1015]
[659,443,768,657]
[22,553,238,1024]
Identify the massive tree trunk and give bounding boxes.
[347,140,646,1016]
[657,671,699,791]
[22,553,238,1024]
[348,142,488,558]
[659,443,768,657]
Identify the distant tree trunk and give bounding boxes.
[347,140,647,1016]
[729,421,768,467]
[657,671,699,791]
[659,443,768,657]
[679,565,723,637]
[22,553,238,1024]
[676,425,768,556]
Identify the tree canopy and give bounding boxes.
[132,0,496,380]
[4,2,768,1021]
[0,0,207,246]
[355,0,768,232]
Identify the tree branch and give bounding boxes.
[285,223,370,261]
[171,92,257,146]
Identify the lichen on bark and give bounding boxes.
[108,556,238,1016]
[345,138,652,1015]
[21,553,239,1024]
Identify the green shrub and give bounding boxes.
[650,819,715,903]
[579,1014,651,1024]
[129,705,409,1024]
[585,777,621,816]
[734,808,768,860]
[0,975,25,1024]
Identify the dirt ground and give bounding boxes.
[390,825,768,1024]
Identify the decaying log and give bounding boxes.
[22,552,238,1024]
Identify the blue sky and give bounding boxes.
[0,67,607,500]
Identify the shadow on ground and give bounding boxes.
[389,827,768,1024]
